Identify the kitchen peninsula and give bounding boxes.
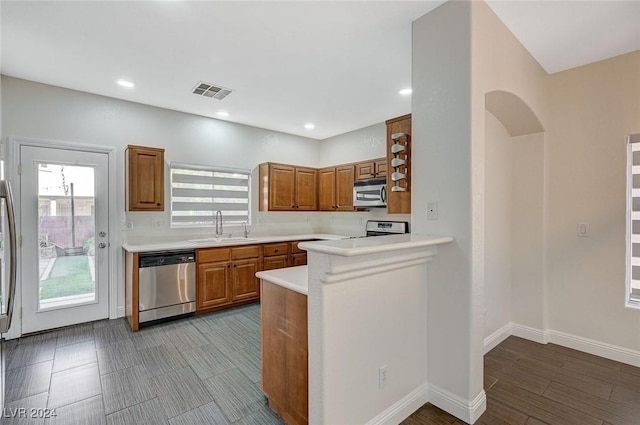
[257,233,453,425]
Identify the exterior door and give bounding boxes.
[20,145,109,333]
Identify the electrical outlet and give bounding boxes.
[121,220,133,231]
[379,365,389,389]
[151,219,162,230]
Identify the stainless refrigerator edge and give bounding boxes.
[0,180,18,415]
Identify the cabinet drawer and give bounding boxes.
[263,243,289,257]
[197,248,230,263]
[231,245,261,260]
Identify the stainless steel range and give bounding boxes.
[365,220,409,236]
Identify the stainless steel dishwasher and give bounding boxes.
[138,250,196,323]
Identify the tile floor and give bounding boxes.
[2,303,285,425]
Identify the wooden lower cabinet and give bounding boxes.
[196,246,262,312]
[290,241,308,266]
[197,261,232,310]
[231,258,261,301]
[264,255,289,270]
[261,280,308,425]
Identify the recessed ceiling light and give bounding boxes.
[399,88,412,95]
[216,111,229,118]
[116,79,135,88]
[304,123,315,130]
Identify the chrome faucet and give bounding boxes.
[215,210,223,238]
[243,222,250,238]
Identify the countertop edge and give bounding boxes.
[298,234,454,257]
[256,266,308,295]
[122,233,346,253]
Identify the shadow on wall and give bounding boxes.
[484,89,546,347]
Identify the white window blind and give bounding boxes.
[170,162,250,227]
[626,134,640,306]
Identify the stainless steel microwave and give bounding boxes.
[353,178,387,208]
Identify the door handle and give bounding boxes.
[98,242,107,249]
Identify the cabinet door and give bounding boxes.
[318,167,336,211]
[355,162,375,181]
[295,167,318,211]
[261,281,287,413]
[232,258,261,301]
[263,255,289,271]
[269,164,296,211]
[286,289,309,425]
[335,165,354,211]
[197,261,231,310]
[374,158,388,178]
[291,252,307,267]
[128,145,164,211]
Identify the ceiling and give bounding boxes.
[2,1,638,140]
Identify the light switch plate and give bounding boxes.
[577,222,590,237]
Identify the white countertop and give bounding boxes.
[122,233,346,253]
[298,233,454,257]
[256,265,308,295]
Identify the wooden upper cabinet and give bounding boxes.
[127,145,165,211]
[259,163,317,211]
[319,165,354,211]
[318,167,337,211]
[386,114,411,214]
[295,167,318,211]
[355,157,387,181]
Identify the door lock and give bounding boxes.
[98,242,107,249]
[99,231,107,237]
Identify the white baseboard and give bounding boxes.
[427,384,486,425]
[116,306,125,319]
[484,323,512,354]
[365,385,428,425]
[486,322,640,368]
[547,329,640,367]
[511,323,549,344]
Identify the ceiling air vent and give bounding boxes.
[192,82,233,100]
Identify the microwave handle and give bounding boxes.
[381,185,387,204]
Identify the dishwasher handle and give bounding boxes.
[139,251,195,268]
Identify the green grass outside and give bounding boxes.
[40,255,94,300]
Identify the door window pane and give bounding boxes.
[38,164,96,310]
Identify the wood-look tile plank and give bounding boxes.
[562,357,640,394]
[545,343,622,371]
[168,400,231,425]
[514,356,613,399]
[96,340,141,375]
[488,380,602,425]
[498,338,564,368]
[610,385,640,408]
[45,395,106,425]
[5,361,53,403]
[101,364,155,414]
[542,381,640,425]
[181,344,236,380]
[105,398,169,425]
[482,398,529,424]
[138,344,188,378]
[47,363,102,409]
[203,369,267,422]
[233,405,285,425]
[3,392,49,425]
[150,367,214,419]
[484,363,551,395]
[56,324,94,347]
[52,340,97,373]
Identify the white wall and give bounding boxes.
[484,111,513,338]
[546,51,640,350]
[1,76,322,316]
[412,1,482,420]
[511,132,545,332]
[318,122,386,167]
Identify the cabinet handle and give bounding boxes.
[156,203,161,206]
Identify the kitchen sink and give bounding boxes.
[187,237,258,245]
